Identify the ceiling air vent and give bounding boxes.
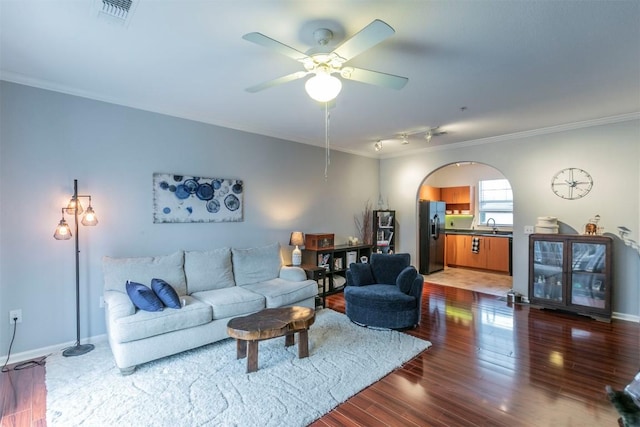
[101,0,132,18]
[94,0,138,27]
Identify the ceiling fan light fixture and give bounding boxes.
[374,140,383,152]
[401,133,409,145]
[305,68,342,103]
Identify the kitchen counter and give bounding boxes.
[445,229,513,238]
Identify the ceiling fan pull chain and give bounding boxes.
[325,102,330,180]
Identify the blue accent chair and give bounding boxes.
[344,253,423,329]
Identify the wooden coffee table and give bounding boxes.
[226,306,315,373]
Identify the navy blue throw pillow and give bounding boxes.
[348,263,374,286]
[151,278,182,309]
[396,266,418,293]
[126,281,164,312]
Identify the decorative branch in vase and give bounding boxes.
[354,200,373,245]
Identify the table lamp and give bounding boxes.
[289,231,304,266]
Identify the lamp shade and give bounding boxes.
[289,231,304,247]
[54,218,72,240]
[65,197,84,215]
[81,206,99,226]
[305,72,342,103]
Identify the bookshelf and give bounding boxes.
[301,243,372,294]
[372,210,395,254]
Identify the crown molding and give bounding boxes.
[380,112,640,160]
[3,72,638,161]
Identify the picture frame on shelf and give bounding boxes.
[318,253,330,270]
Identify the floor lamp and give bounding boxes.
[53,179,98,357]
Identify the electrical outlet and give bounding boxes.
[99,296,105,308]
[9,309,22,324]
[524,225,534,234]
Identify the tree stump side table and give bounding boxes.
[226,306,316,373]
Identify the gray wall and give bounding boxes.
[381,118,640,318]
[0,82,379,356]
[2,80,638,359]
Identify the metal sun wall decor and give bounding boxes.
[153,173,243,223]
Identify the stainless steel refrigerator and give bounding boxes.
[419,200,446,274]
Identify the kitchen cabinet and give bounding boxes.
[441,186,470,204]
[445,234,460,267]
[445,234,457,266]
[485,236,510,273]
[441,186,474,212]
[445,233,510,273]
[458,235,483,269]
[529,234,612,321]
[419,185,441,201]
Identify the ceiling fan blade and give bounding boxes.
[340,67,408,90]
[242,32,309,62]
[332,19,395,62]
[246,71,309,93]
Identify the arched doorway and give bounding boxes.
[417,162,513,295]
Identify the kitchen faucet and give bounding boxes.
[486,218,497,233]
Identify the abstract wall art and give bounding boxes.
[153,173,243,223]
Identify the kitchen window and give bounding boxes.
[478,179,513,226]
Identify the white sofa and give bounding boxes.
[102,243,317,374]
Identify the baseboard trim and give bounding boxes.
[2,311,637,364]
[612,312,640,323]
[1,334,108,366]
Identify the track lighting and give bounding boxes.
[425,126,447,143]
[373,126,447,150]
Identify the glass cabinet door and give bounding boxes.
[531,240,565,303]
[570,242,607,309]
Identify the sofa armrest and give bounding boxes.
[346,269,354,286]
[408,276,424,301]
[279,266,307,282]
[104,290,135,320]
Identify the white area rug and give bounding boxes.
[46,309,431,426]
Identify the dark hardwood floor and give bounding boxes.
[1,283,638,426]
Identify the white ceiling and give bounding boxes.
[1,1,639,158]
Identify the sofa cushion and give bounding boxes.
[242,278,318,308]
[126,281,164,312]
[191,287,265,320]
[184,248,235,293]
[345,284,416,311]
[103,251,186,295]
[151,278,181,309]
[232,242,281,286]
[111,295,211,343]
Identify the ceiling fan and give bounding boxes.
[243,19,409,102]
